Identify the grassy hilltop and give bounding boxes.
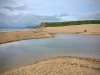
[40,20,100,27]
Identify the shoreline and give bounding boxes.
[1,56,100,75]
[0,24,100,44]
[0,24,100,74]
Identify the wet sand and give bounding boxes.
[1,56,100,75]
[0,24,100,44]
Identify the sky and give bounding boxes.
[0,0,100,27]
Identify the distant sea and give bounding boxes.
[0,27,29,32]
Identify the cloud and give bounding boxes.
[79,11,100,20]
[0,12,62,27]
[59,13,69,17]
[3,5,31,11]
[0,0,16,6]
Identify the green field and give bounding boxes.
[44,20,100,27]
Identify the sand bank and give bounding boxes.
[1,56,100,75]
[0,24,100,44]
[0,29,53,44]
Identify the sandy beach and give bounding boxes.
[1,56,100,75]
[0,24,100,44]
[43,24,100,34]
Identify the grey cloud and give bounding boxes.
[0,0,16,6]
[0,12,13,27]
[79,11,100,20]
[3,5,31,11]
[0,12,62,27]
[59,13,69,17]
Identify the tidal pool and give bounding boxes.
[0,34,100,72]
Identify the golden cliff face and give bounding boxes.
[40,22,46,28]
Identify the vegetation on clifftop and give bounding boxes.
[40,20,100,27]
